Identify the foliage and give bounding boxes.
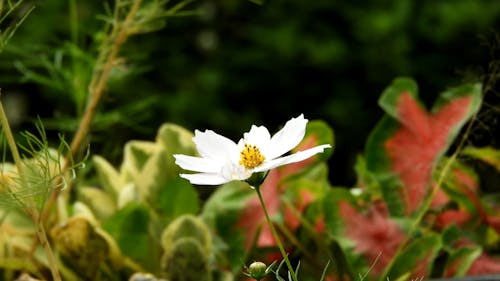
[2,75,500,280]
[1,0,500,281]
[2,0,499,186]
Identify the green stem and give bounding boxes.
[35,214,62,281]
[0,91,24,175]
[0,92,28,206]
[255,186,299,281]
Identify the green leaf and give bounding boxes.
[441,224,463,249]
[384,233,442,280]
[92,155,124,198]
[437,159,479,214]
[462,146,500,172]
[202,182,254,224]
[117,183,139,208]
[156,123,196,156]
[77,186,117,220]
[446,247,482,277]
[284,162,330,184]
[135,148,174,199]
[201,181,254,272]
[103,203,156,271]
[354,154,380,196]
[328,239,355,281]
[285,176,328,200]
[378,77,419,120]
[322,188,358,237]
[439,225,481,278]
[365,116,405,216]
[120,140,158,182]
[154,177,200,223]
[161,214,211,254]
[135,147,198,220]
[433,83,483,113]
[302,120,335,160]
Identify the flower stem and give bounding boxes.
[255,187,299,281]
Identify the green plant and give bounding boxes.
[161,215,212,281]
[1,0,500,280]
[1,0,202,279]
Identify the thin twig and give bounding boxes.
[68,0,143,162]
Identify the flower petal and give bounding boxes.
[255,144,331,172]
[221,162,251,181]
[179,173,230,185]
[242,125,271,148]
[193,130,238,161]
[173,154,222,173]
[266,114,308,159]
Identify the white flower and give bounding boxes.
[173,114,331,185]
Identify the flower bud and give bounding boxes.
[247,261,268,280]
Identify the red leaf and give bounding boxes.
[446,239,500,276]
[340,201,406,277]
[366,78,481,216]
[466,253,500,275]
[434,167,500,233]
[433,169,478,229]
[385,92,474,213]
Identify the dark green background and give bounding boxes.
[1,0,499,185]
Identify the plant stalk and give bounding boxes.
[42,0,143,221]
[35,214,62,281]
[68,0,142,161]
[1,93,62,281]
[0,91,24,175]
[255,186,299,281]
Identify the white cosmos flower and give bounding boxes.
[173,114,331,185]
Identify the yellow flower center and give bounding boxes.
[239,144,265,169]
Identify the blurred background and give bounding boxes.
[1,0,500,186]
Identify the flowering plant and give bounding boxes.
[1,0,498,280]
[1,76,499,281]
[174,114,332,281]
[173,114,331,186]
